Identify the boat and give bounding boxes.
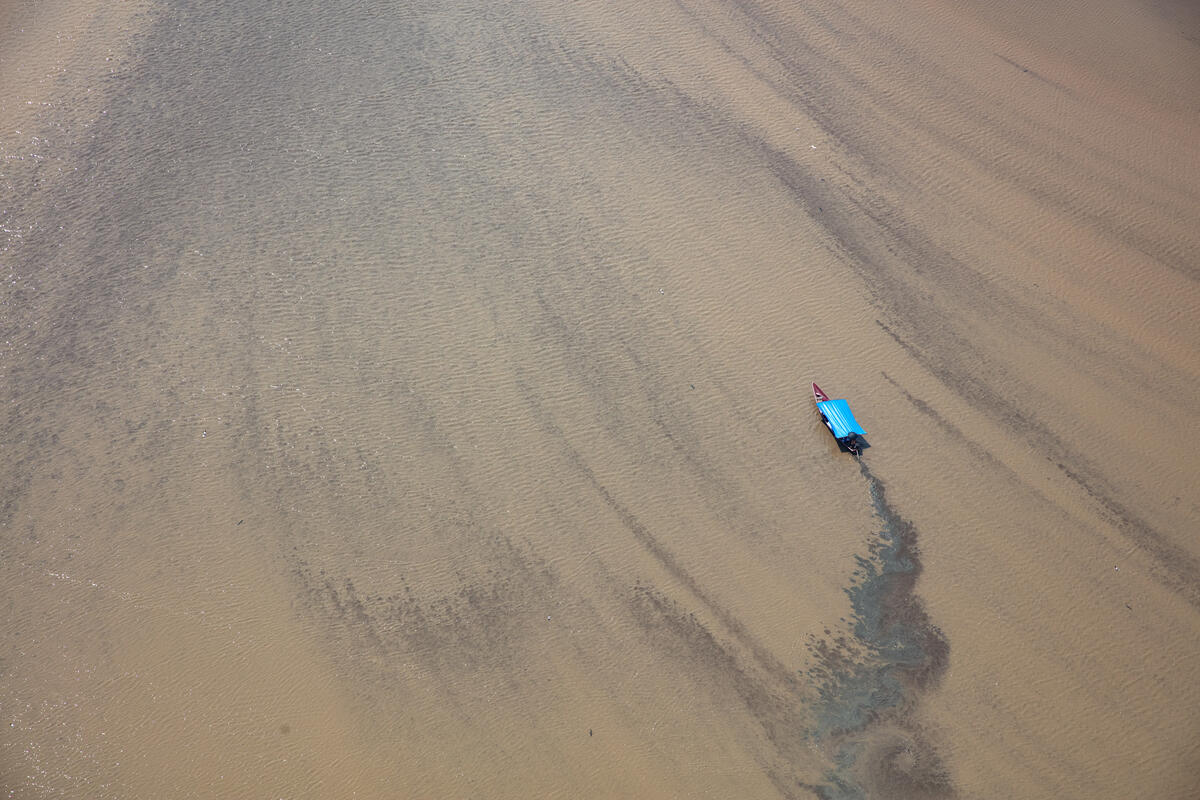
[813,382,866,455]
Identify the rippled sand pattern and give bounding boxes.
[3,0,1199,797]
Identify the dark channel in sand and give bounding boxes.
[801,460,952,800]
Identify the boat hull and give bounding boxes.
[812,382,864,455]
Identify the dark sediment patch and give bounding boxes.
[992,53,1074,93]
[289,529,562,690]
[625,457,954,799]
[800,460,953,799]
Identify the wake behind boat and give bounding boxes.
[813,382,866,455]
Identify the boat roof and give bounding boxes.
[817,398,866,438]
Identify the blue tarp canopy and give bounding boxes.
[817,398,866,439]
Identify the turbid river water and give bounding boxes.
[3,0,1199,797]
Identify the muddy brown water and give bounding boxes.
[3,0,1198,797]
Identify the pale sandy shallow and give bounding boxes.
[2,0,1198,798]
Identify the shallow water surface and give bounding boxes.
[3,0,1198,797]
